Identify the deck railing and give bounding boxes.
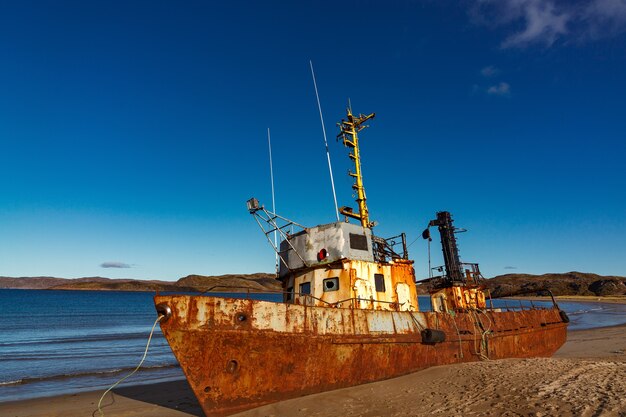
[157,285,560,312]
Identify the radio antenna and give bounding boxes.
[267,128,279,275]
[309,60,340,222]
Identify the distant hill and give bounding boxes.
[484,272,626,297]
[0,273,280,293]
[416,271,626,297]
[0,276,132,290]
[176,273,280,292]
[4,271,624,297]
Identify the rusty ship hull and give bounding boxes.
[155,294,567,417]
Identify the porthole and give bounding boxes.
[323,277,339,292]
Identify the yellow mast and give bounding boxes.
[337,107,376,228]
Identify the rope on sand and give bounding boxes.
[96,314,164,417]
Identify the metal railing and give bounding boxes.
[372,233,408,263]
[167,284,408,310]
[489,289,560,311]
[159,285,561,313]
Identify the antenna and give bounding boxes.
[267,128,279,275]
[309,60,340,222]
[337,107,376,228]
[428,238,432,278]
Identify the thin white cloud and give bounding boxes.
[502,1,569,48]
[481,65,500,77]
[487,82,511,95]
[584,0,626,38]
[472,0,626,48]
[100,261,132,268]
[587,0,626,21]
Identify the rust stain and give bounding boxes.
[155,295,567,417]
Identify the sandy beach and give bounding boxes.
[1,324,624,417]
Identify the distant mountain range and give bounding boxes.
[1,271,624,297]
[417,271,626,297]
[483,272,626,297]
[0,273,280,292]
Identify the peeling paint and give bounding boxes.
[155,294,567,417]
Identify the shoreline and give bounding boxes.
[5,287,626,302]
[505,295,626,304]
[1,323,624,417]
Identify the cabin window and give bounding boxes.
[286,287,294,301]
[374,274,386,292]
[349,233,368,251]
[323,277,339,292]
[299,282,311,295]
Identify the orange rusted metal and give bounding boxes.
[430,285,487,311]
[288,259,419,311]
[154,294,567,417]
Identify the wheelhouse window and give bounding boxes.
[299,282,311,295]
[286,287,294,301]
[349,233,368,251]
[323,277,339,292]
[374,274,386,292]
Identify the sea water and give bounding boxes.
[0,289,277,402]
[0,289,624,403]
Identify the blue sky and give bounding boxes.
[1,0,624,280]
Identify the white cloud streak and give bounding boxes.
[481,65,500,77]
[473,0,626,48]
[487,82,511,95]
[502,1,569,48]
[584,0,626,38]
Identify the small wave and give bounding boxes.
[0,331,164,347]
[0,349,172,361]
[0,379,23,386]
[1,364,180,387]
[568,307,605,315]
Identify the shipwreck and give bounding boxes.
[154,107,569,417]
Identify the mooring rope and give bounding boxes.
[480,311,493,360]
[408,310,425,332]
[469,310,482,358]
[470,309,492,361]
[97,314,164,417]
[449,311,464,359]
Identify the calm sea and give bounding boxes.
[1,289,625,403]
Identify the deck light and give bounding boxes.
[247,198,260,213]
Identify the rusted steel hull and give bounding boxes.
[154,295,567,417]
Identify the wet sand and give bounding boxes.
[1,324,625,417]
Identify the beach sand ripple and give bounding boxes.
[238,357,626,417]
